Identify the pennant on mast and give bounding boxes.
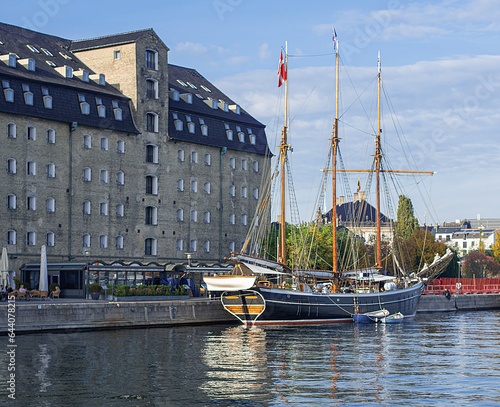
[278,50,287,87]
[332,27,338,52]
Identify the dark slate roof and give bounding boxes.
[167,64,270,156]
[0,22,138,133]
[325,200,391,224]
[70,28,168,52]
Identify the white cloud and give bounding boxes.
[174,41,208,54]
[258,43,271,59]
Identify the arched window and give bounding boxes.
[100,169,108,183]
[229,213,235,225]
[27,231,36,246]
[176,238,183,251]
[177,178,184,192]
[8,123,16,138]
[241,185,247,198]
[27,196,36,210]
[190,239,197,252]
[204,240,210,253]
[84,134,91,149]
[46,232,55,247]
[100,235,108,248]
[204,182,211,194]
[144,238,157,255]
[191,210,197,222]
[83,167,91,182]
[100,202,108,216]
[204,211,211,224]
[242,214,248,226]
[46,197,55,212]
[117,139,125,153]
[146,144,158,163]
[47,163,56,178]
[253,188,259,199]
[27,161,36,175]
[146,79,159,99]
[204,153,211,166]
[229,185,235,197]
[27,126,36,140]
[100,137,108,151]
[178,149,185,162]
[116,204,124,217]
[83,200,91,215]
[177,208,184,221]
[229,241,235,252]
[116,235,124,249]
[7,194,16,209]
[7,230,16,245]
[191,151,198,163]
[191,180,197,193]
[145,175,158,195]
[117,171,125,185]
[7,158,16,174]
[145,206,158,225]
[145,49,158,70]
[229,157,235,169]
[47,129,55,144]
[242,159,247,170]
[83,233,91,248]
[253,160,259,172]
[146,112,158,132]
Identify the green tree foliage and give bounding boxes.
[462,252,500,278]
[395,195,419,240]
[490,232,500,264]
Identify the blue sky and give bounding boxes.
[3,0,500,225]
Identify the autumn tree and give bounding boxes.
[395,195,419,240]
[490,232,500,264]
[462,252,500,278]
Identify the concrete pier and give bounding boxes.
[418,293,500,313]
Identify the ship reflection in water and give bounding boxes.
[2,311,499,406]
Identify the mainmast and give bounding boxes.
[278,44,288,264]
[375,51,382,269]
[331,32,340,274]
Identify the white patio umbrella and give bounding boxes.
[39,245,49,293]
[0,247,8,288]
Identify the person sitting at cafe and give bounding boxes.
[19,285,27,294]
[6,285,13,294]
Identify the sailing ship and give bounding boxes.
[205,36,453,326]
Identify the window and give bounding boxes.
[242,159,247,170]
[226,129,233,141]
[8,123,16,138]
[146,144,158,163]
[145,50,158,70]
[83,234,91,248]
[178,149,185,162]
[27,232,36,246]
[229,213,235,225]
[188,122,195,134]
[146,175,158,195]
[191,151,198,163]
[229,157,235,169]
[47,163,56,178]
[229,241,235,252]
[84,134,91,149]
[191,210,197,222]
[83,167,91,182]
[27,161,36,176]
[114,50,121,60]
[190,239,197,252]
[116,236,124,249]
[204,211,211,224]
[83,200,91,215]
[205,153,211,166]
[116,204,124,217]
[7,194,16,210]
[250,134,256,145]
[112,100,122,121]
[146,79,158,99]
[46,232,55,247]
[253,160,259,172]
[117,171,124,185]
[100,235,108,249]
[177,208,184,221]
[242,214,248,226]
[101,137,108,151]
[176,238,183,251]
[97,105,106,118]
[23,84,33,105]
[7,158,16,174]
[3,80,14,103]
[27,126,36,140]
[145,206,157,225]
[100,169,108,183]
[27,196,36,210]
[238,132,245,143]
[117,139,125,153]
[204,240,210,253]
[47,129,55,144]
[145,238,157,255]
[171,90,180,101]
[201,124,208,136]
[242,186,247,198]
[191,180,197,193]
[79,95,90,115]
[46,197,55,212]
[146,112,158,132]
[174,116,183,131]
[229,185,235,197]
[177,178,184,192]
[253,188,259,199]
[100,202,108,216]
[41,48,53,56]
[204,182,211,194]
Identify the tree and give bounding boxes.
[462,252,500,278]
[395,195,419,240]
[490,231,500,264]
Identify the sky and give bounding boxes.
[3,0,500,225]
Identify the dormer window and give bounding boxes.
[19,58,36,71]
[226,130,233,141]
[145,49,158,70]
[78,94,90,115]
[204,98,218,110]
[112,100,122,121]
[250,134,256,145]
[170,89,180,101]
[238,132,245,143]
[75,69,90,82]
[90,73,105,85]
[96,97,106,118]
[23,84,33,105]
[8,54,17,67]
[180,93,193,104]
[3,80,14,103]
[230,104,241,114]
[55,65,73,78]
[42,88,52,109]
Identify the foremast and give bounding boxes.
[331,33,340,275]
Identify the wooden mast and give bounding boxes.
[279,43,288,264]
[375,51,382,269]
[331,36,340,274]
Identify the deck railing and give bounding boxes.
[423,277,500,295]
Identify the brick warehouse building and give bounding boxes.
[0,22,271,287]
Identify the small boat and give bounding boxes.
[353,309,389,323]
[203,276,256,291]
[380,312,404,324]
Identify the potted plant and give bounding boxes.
[89,283,102,300]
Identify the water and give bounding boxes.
[1,311,499,406]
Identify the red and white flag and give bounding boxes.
[278,50,286,87]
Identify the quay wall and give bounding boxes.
[418,293,500,313]
[0,298,236,334]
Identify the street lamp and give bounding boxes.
[85,250,90,299]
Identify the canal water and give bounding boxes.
[1,310,499,406]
